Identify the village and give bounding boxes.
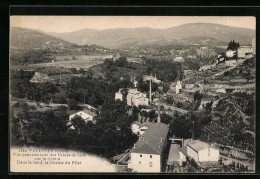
[10,23,255,173]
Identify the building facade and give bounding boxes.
[115,88,124,101]
[128,123,169,172]
[185,140,219,163]
[237,46,254,58]
[127,88,149,107]
[69,109,97,123]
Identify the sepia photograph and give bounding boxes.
[9,16,256,173]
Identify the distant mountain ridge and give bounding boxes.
[46,23,255,48]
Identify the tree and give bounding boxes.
[115,57,128,67]
[67,99,78,110]
[71,115,87,135]
[227,40,240,51]
[78,68,85,75]
[166,95,174,105]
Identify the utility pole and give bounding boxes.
[192,120,195,140]
[59,64,62,84]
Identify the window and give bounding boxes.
[150,155,152,158]
[139,161,141,164]
[140,154,142,157]
[149,162,153,167]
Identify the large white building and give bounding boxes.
[127,88,149,107]
[180,140,219,163]
[128,122,169,172]
[69,109,97,124]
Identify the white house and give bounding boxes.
[226,50,237,58]
[174,56,184,62]
[127,88,149,107]
[143,74,161,84]
[128,122,169,172]
[69,109,97,124]
[184,140,219,163]
[176,81,182,94]
[115,88,124,101]
[131,121,153,136]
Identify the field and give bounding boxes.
[26,55,108,70]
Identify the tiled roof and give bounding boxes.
[81,109,98,117]
[130,122,169,155]
[187,140,210,152]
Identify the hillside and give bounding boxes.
[47,23,255,48]
[10,27,74,52]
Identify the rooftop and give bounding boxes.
[69,109,98,117]
[187,140,210,152]
[167,144,181,165]
[130,122,169,155]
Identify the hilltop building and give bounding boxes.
[127,88,149,107]
[226,50,237,58]
[237,46,254,58]
[128,122,169,172]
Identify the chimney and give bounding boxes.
[157,100,161,123]
[149,79,152,103]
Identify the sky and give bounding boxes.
[10,16,256,33]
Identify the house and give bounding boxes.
[128,122,169,172]
[143,74,161,84]
[115,88,124,101]
[237,46,254,58]
[176,81,182,94]
[174,57,184,62]
[127,88,149,107]
[69,109,97,124]
[181,140,219,163]
[131,121,153,136]
[226,50,237,58]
